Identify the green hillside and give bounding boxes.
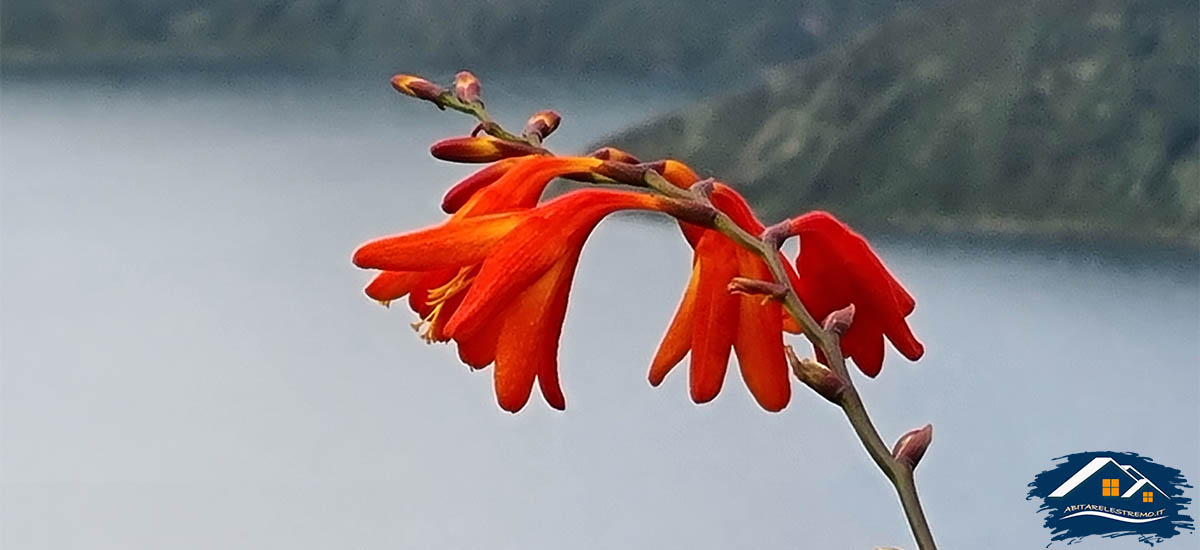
[1,0,925,77]
[601,0,1199,248]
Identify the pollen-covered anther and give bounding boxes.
[411,266,478,343]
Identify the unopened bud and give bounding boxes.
[728,277,788,301]
[430,136,545,163]
[892,424,933,469]
[588,147,641,164]
[822,304,856,337]
[391,74,446,103]
[523,110,562,141]
[786,346,848,404]
[454,71,482,105]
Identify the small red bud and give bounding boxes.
[454,71,482,105]
[523,110,562,141]
[786,346,848,404]
[892,424,933,469]
[430,136,545,163]
[823,304,856,336]
[390,74,445,102]
[587,147,641,164]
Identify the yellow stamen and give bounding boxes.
[411,265,478,343]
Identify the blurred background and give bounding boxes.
[1,1,1197,548]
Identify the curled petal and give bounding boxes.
[441,157,528,213]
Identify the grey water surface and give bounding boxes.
[2,75,1197,549]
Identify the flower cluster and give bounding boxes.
[355,72,924,413]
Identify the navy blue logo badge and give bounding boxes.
[1027,452,1194,546]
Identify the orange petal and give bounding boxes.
[846,320,885,378]
[352,212,523,271]
[457,156,603,216]
[732,251,790,412]
[493,253,578,412]
[364,271,422,303]
[456,314,501,369]
[441,157,527,214]
[688,234,739,404]
[649,257,701,386]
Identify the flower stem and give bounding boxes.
[642,170,938,550]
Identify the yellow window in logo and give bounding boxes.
[1102,478,1120,496]
[1143,491,1154,503]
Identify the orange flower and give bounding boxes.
[649,175,795,412]
[361,155,603,339]
[788,212,924,377]
[356,189,674,412]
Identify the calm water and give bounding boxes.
[2,76,1197,549]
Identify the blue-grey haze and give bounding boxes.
[1,76,1197,549]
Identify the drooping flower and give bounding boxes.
[356,189,678,412]
[788,211,924,377]
[649,179,794,412]
[361,155,605,340]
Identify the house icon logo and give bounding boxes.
[1028,451,1194,546]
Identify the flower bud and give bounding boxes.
[891,424,933,469]
[430,136,544,163]
[454,71,482,105]
[390,74,445,102]
[822,304,855,337]
[786,346,847,404]
[588,147,641,164]
[523,110,562,141]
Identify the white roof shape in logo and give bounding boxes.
[1122,477,1172,500]
[1049,457,1140,498]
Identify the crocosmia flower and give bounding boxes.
[789,211,924,377]
[650,180,793,412]
[357,188,679,412]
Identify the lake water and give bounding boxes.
[2,75,1197,549]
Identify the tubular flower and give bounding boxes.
[361,155,604,340]
[357,189,675,412]
[649,179,794,412]
[788,212,924,377]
